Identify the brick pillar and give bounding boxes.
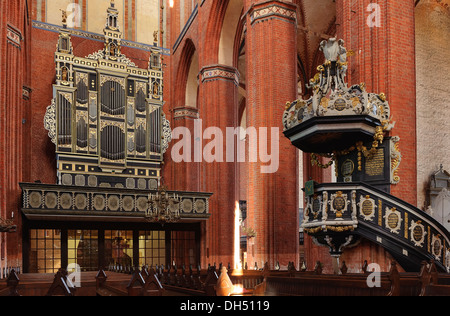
[0,0,30,275]
[172,107,200,192]
[336,0,417,206]
[244,0,299,270]
[198,65,240,267]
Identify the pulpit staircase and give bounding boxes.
[282,38,450,273]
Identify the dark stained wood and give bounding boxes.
[142,268,164,296]
[420,261,450,296]
[0,270,20,296]
[95,268,165,297]
[46,269,75,296]
[203,266,218,296]
[126,268,146,296]
[2,260,449,296]
[340,261,348,275]
[252,261,427,297]
[387,262,400,296]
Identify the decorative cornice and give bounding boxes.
[248,1,297,25]
[32,21,170,55]
[199,65,240,86]
[7,24,22,48]
[174,107,200,120]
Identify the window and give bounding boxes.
[105,230,133,267]
[151,54,160,70]
[68,230,98,272]
[29,230,61,274]
[138,231,166,267]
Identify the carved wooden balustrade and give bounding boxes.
[301,182,450,273]
[20,182,212,222]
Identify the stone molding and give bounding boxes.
[247,1,297,25]
[199,64,240,87]
[173,106,200,120]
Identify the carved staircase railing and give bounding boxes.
[302,182,450,272]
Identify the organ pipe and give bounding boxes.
[58,94,72,146]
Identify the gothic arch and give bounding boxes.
[175,38,197,108]
[204,0,230,65]
[218,0,244,67]
[185,49,199,108]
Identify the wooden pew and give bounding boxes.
[96,268,164,297]
[96,268,143,296]
[46,269,76,296]
[0,269,20,296]
[253,261,401,296]
[228,270,264,291]
[160,265,218,296]
[420,261,450,296]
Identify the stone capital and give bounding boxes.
[173,106,200,120]
[245,0,297,26]
[199,64,240,87]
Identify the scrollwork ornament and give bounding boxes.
[329,191,350,219]
[86,49,105,61]
[384,207,403,235]
[390,136,402,185]
[161,113,172,154]
[44,98,57,145]
[432,234,444,260]
[322,191,329,221]
[303,196,312,224]
[410,220,427,248]
[282,38,395,134]
[446,249,450,273]
[358,195,377,222]
[86,49,136,68]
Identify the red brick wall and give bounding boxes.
[336,0,417,206]
[29,28,152,187]
[244,0,299,269]
[198,72,239,267]
[167,0,238,267]
[168,0,300,269]
[0,0,32,272]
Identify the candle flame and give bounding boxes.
[232,285,244,295]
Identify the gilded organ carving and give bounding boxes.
[44,0,171,189]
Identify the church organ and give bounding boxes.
[44,1,170,189]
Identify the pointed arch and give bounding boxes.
[175,38,197,108]
[204,0,230,64]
